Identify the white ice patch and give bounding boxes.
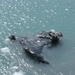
[13,72,23,75]
[37,40,40,43]
[0,47,10,53]
[51,29,55,33]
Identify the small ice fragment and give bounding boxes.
[0,47,10,53]
[37,40,40,42]
[13,72,23,75]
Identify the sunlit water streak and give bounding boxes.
[0,0,75,75]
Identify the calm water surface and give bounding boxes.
[0,0,75,75]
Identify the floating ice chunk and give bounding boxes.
[13,72,23,75]
[0,47,10,53]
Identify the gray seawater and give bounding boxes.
[0,0,75,75]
